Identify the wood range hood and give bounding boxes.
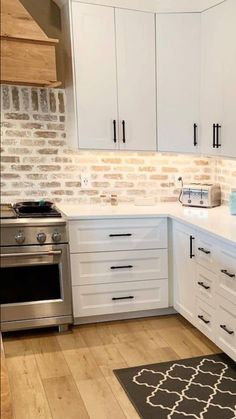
[0,0,60,87]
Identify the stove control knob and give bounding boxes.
[52,231,61,243]
[37,232,46,244]
[15,231,25,245]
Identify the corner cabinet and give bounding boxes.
[156,13,201,153]
[201,0,236,158]
[70,2,156,151]
[172,220,236,362]
[156,0,236,158]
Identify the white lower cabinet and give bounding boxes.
[172,220,236,362]
[216,296,236,361]
[72,280,168,318]
[217,242,236,305]
[71,249,168,286]
[195,264,217,307]
[69,217,169,321]
[172,222,196,322]
[195,298,215,341]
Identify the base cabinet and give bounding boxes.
[73,280,168,318]
[69,217,169,320]
[172,220,236,362]
[172,222,196,322]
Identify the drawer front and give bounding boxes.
[195,234,217,273]
[216,296,236,361]
[71,249,168,286]
[195,298,215,340]
[217,243,236,305]
[69,218,167,253]
[195,265,216,307]
[72,279,168,317]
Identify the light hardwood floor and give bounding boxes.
[2,315,220,419]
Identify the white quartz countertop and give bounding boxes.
[58,203,236,246]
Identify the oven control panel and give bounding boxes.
[2,224,68,247]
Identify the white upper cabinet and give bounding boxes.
[71,3,118,150]
[71,2,156,151]
[115,9,156,151]
[220,0,236,158]
[156,13,201,153]
[201,0,236,157]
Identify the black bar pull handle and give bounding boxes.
[110,265,133,270]
[216,123,221,148]
[193,123,197,146]
[112,296,134,301]
[190,235,195,259]
[198,281,210,290]
[198,315,210,324]
[109,233,132,237]
[122,120,126,143]
[213,123,216,148]
[221,269,235,278]
[113,120,117,143]
[220,324,234,335]
[198,247,211,255]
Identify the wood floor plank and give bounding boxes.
[76,377,126,419]
[100,363,141,419]
[1,335,13,419]
[62,347,103,381]
[56,329,87,351]
[90,343,126,367]
[6,353,52,419]
[43,376,89,419]
[30,336,71,379]
[157,326,207,358]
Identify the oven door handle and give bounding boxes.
[0,250,62,258]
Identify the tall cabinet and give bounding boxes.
[156,13,201,153]
[71,2,156,151]
[201,0,236,158]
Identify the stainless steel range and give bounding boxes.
[0,202,73,332]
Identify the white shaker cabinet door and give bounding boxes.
[71,3,118,150]
[172,222,196,322]
[201,0,236,157]
[201,4,224,156]
[156,13,201,153]
[115,9,156,151]
[220,0,236,158]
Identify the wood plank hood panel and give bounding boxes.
[0,0,60,87]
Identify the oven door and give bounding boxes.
[0,244,72,325]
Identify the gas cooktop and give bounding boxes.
[0,202,62,219]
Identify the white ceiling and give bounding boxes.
[155,0,225,13]
[53,0,225,13]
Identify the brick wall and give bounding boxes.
[1,85,235,205]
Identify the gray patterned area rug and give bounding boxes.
[114,353,236,419]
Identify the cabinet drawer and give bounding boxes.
[216,296,236,361]
[217,243,236,305]
[71,249,168,286]
[72,279,168,318]
[195,233,217,273]
[195,298,215,340]
[195,265,216,307]
[69,218,167,253]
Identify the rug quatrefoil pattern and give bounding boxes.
[114,354,236,419]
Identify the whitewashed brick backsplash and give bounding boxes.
[1,85,235,205]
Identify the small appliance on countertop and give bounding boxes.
[181,183,221,208]
[0,201,72,333]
